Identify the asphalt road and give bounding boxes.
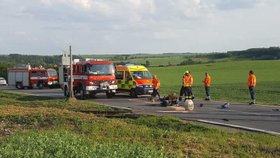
[1,86,280,135]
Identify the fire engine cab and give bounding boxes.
[60,59,118,99]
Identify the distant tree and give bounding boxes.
[123,55,129,60]
[145,60,150,67]
[179,58,194,65]
[0,63,13,79]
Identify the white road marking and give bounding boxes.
[128,99,157,104]
[128,99,143,102]
[98,103,132,111]
[38,94,62,96]
[197,119,280,136]
[157,110,189,113]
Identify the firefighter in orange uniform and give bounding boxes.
[248,70,256,105]
[151,75,160,98]
[182,70,193,100]
[204,72,211,100]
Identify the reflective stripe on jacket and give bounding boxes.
[247,74,256,87]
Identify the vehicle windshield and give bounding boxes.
[87,64,115,75]
[131,71,152,79]
[47,71,57,77]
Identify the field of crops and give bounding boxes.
[0,91,280,157]
[149,60,280,105]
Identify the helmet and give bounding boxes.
[185,70,189,74]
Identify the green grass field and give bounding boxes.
[149,60,280,105]
[85,53,202,66]
[0,91,280,157]
[126,54,215,66]
[128,56,186,66]
[85,55,280,105]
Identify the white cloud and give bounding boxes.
[210,0,271,10]
[40,0,93,9]
[92,1,113,16]
[73,0,92,9]
[153,29,189,39]
[164,0,215,18]
[40,0,52,6]
[126,0,156,14]
[171,0,202,17]
[14,31,27,36]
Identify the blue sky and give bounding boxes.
[0,0,280,54]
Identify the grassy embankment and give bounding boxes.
[150,60,280,105]
[0,91,280,157]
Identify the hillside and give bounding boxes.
[1,47,279,79]
[150,60,280,105]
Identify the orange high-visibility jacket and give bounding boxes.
[181,75,185,85]
[247,74,256,87]
[152,78,160,90]
[204,75,211,87]
[183,75,193,87]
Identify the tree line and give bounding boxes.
[203,47,280,60]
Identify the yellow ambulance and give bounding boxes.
[115,65,153,97]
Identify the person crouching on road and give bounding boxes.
[204,72,211,101]
[181,71,193,100]
[151,75,160,99]
[248,70,256,105]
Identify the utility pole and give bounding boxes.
[69,45,74,98]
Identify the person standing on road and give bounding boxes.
[179,72,187,101]
[181,70,193,100]
[204,72,211,100]
[248,70,256,105]
[189,71,194,99]
[151,74,160,98]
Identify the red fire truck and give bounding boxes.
[8,65,59,89]
[59,59,118,99]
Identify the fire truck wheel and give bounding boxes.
[16,82,23,89]
[106,92,114,98]
[37,82,44,89]
[130,89,138,98]
[79,86,87,100]
[89,92,96,98]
